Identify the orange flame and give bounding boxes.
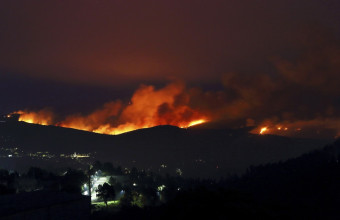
[182,119,206,128]
[259,127,268,135]
[255,125,291,136]
[13,110,53,126]
[250,121,323,137]
[12,82,209,135]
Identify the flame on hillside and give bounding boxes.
[250,118,340,139]
[256,126,289,135]
[185,119,206,128]
[259,127,268,135]
[12,110,54,126]
[12,82,209,135]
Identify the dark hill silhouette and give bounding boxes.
[0,121,330,178]
[223,139,340,219]
[0,121,112,153]
[100,141,340,220]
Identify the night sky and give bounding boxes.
[1,0,340,137]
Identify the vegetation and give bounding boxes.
[96,183,116,206]
[1,139,340,219]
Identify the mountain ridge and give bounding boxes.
[0,121,331,177]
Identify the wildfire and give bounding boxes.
[92,123,142,135]
[187,119,206,127]
[259,127,268,135]
[252,124,300,136]
[258,126,291,135]
[14,112,208,135]
[12,110,53,126]
[180,119,207,128]
[11,83,209,135]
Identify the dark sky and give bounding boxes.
[1,0,340,134]
[1,0,339,84]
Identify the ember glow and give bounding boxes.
[185,119,206,128]
[2,1,340,140]
[256,126,287,135]
[248,117,340,139]
[9,71,340,139]
[12,83,209,135]
[259,127,268,135]
[253,125,298,136]
[13,110,53,126]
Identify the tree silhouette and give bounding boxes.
[96,183,116,206]
[61,169,87,194]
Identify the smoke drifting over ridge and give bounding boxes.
[1,0,339,86]
[11,29,340,138]
[14,82,208,135]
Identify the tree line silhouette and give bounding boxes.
[1,139,340,219]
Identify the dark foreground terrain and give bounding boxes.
[93,139,340,220]
[1,139,339,219]
[0,121,329,177]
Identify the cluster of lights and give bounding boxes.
[82,170,178,203]
[0,145,92,160]
[157,185,166,192]
[0,147,24,158]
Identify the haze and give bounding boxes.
[1,0,340,137]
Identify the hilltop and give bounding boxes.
[0,121,330,178]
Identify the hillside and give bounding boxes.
[0,121,330,177]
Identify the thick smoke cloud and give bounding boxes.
[14,31,340,138]
[215,31,340,137]
[5,1,340,138]
[28,82,206,135]
[1,0,339,86]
